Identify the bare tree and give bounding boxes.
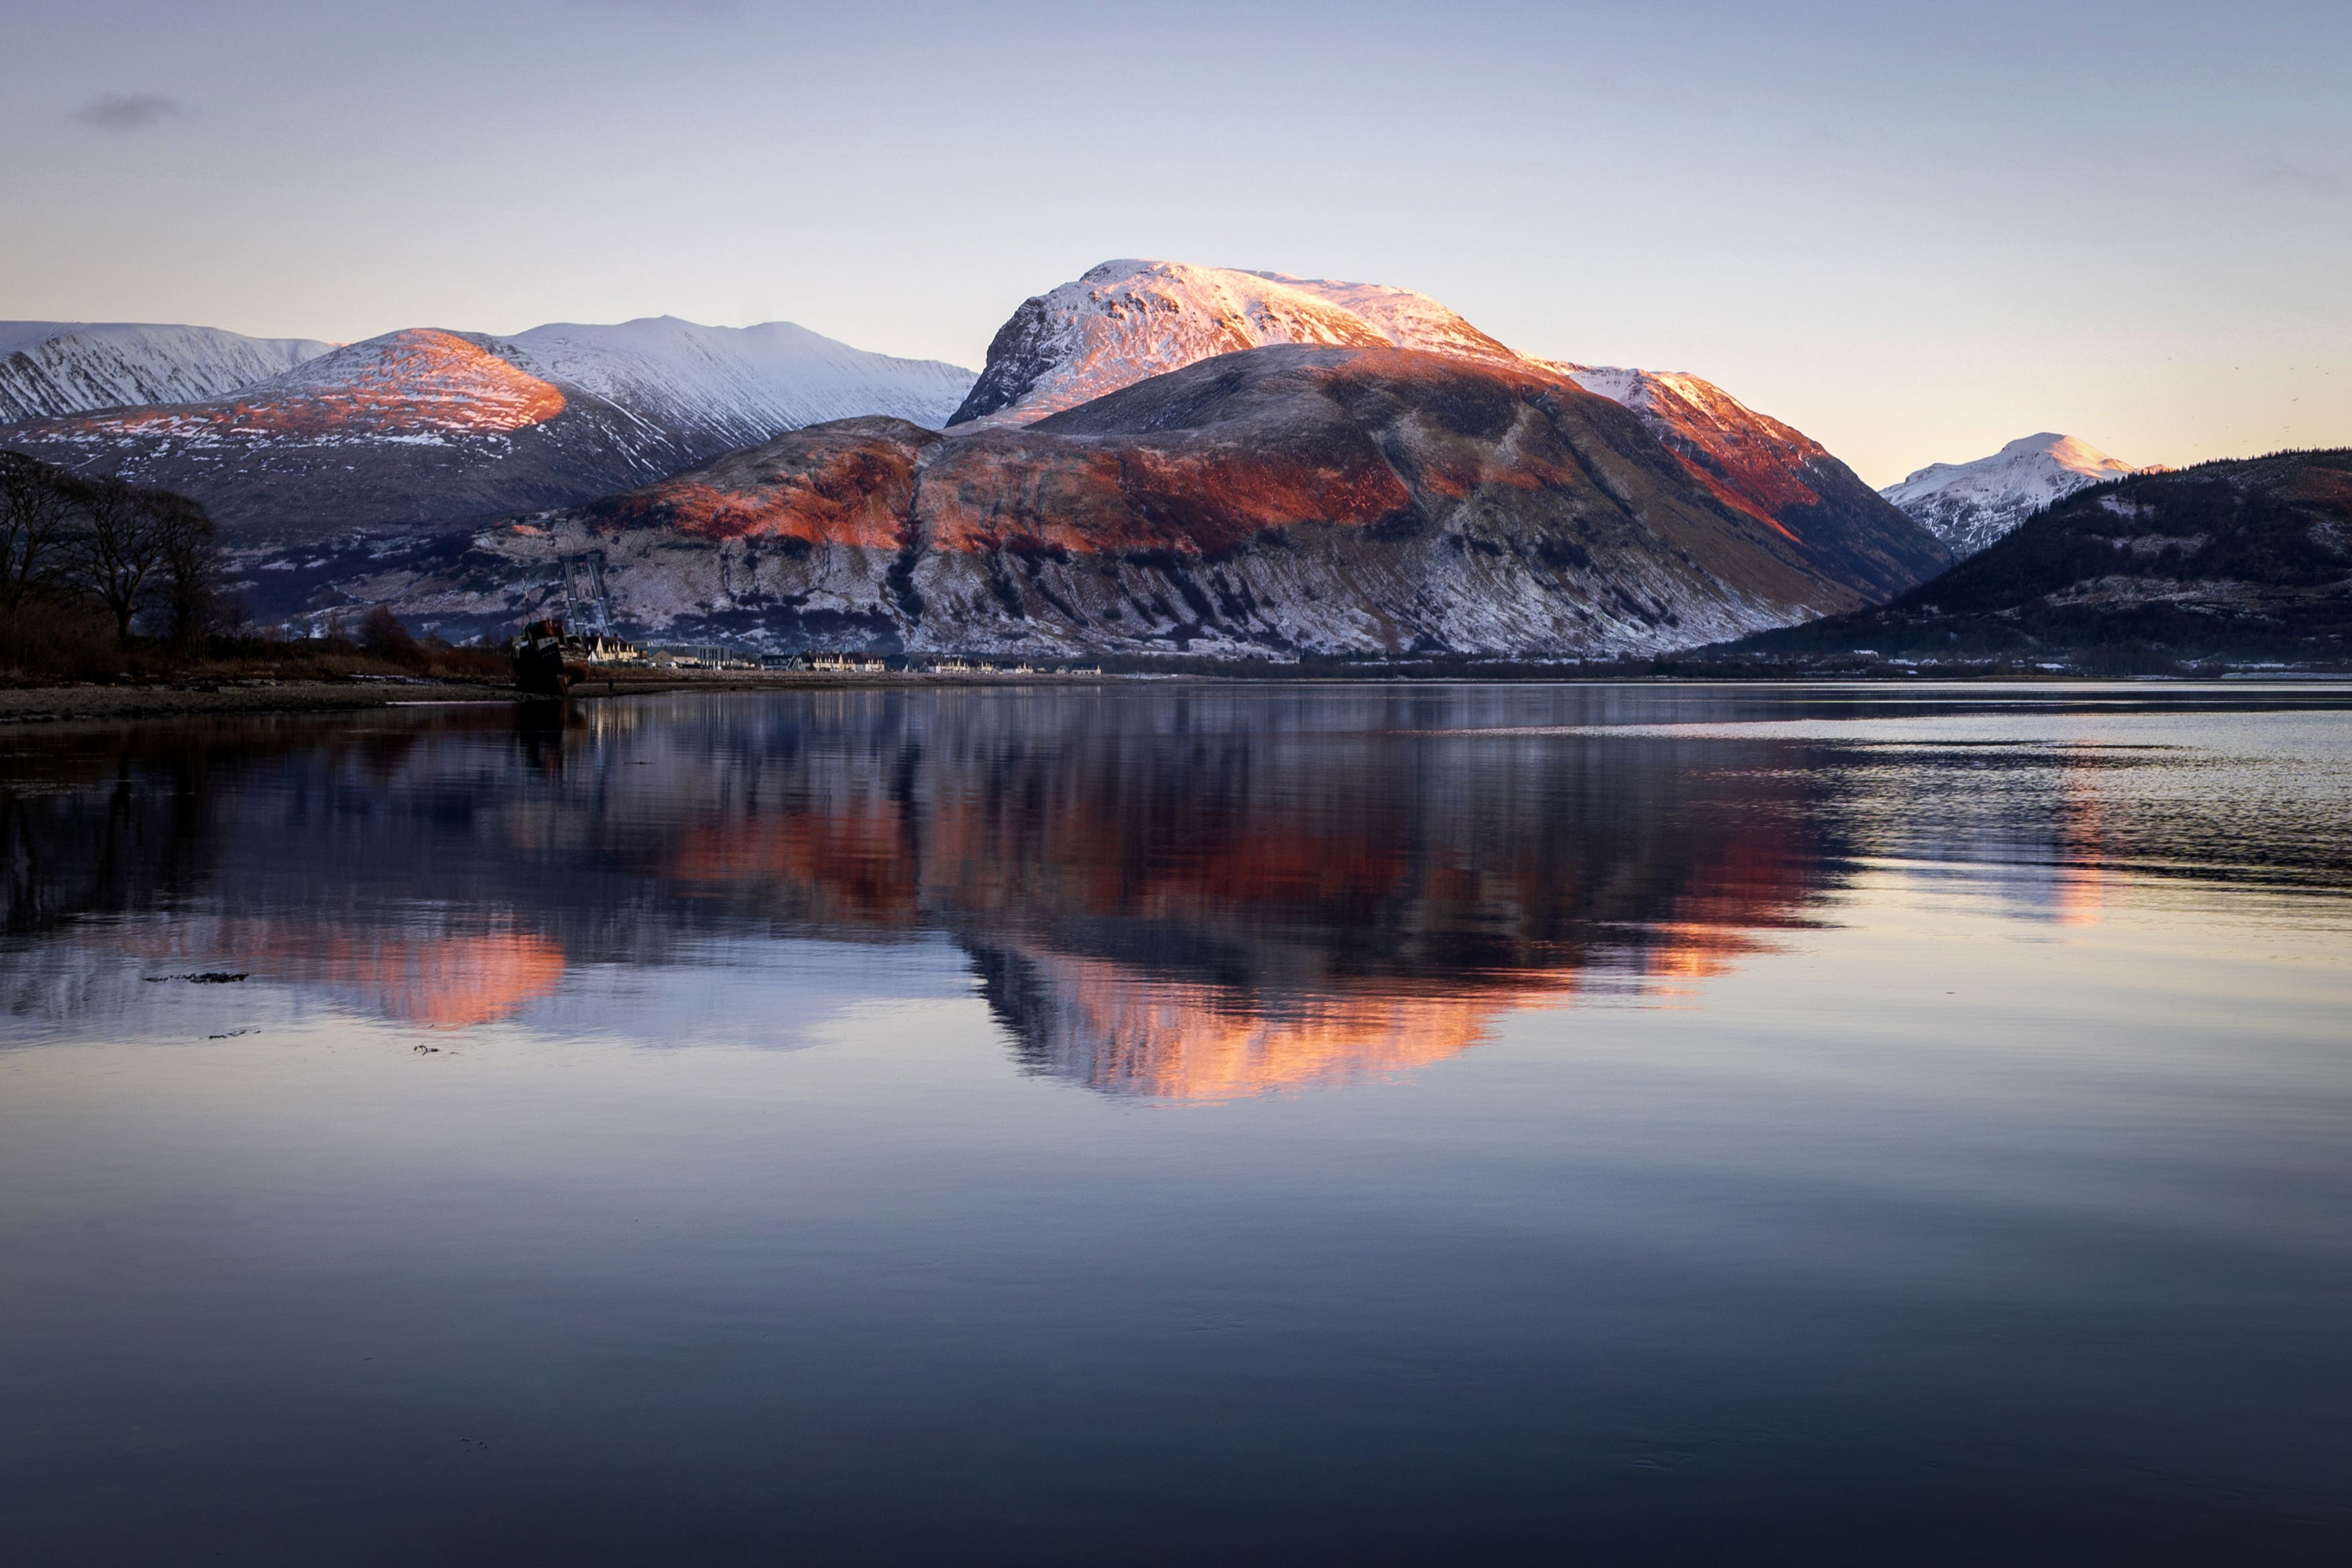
[0,452,83,612]
[360,605,421,665]
[75,477,172,650]
[153,494,225,654]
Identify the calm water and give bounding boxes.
[3,682,2350,1565]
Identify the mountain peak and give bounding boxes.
[946,259,1523,426]
[1883,432,2149,556]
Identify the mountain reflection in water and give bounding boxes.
[3,683,2345,1098]
[7,682,2351,1567]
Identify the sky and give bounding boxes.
[3,0,2347,485]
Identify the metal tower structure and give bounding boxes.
[556,551,614,637]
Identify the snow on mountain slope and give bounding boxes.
[1881,433,2147,557]
[0,320,975,544]
[945,260,1524,425]
[0,321,331,423]
[1239,272,1527,366]
[1,330,707,541]
[506,316,973,447]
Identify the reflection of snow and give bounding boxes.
[979,945,1575,1101]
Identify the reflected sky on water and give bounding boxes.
[3,683,2349,1564]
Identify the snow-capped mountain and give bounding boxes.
[944,259,1943,596]
[1881,433,2147,557]
[0,329,717,541]
[505,316,972,448]
[0,321,331,423]
[381,346,1937,659]
[947,260,1524,425]
[0,318,975,541]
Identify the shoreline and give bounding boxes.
[7,668,2350,728]
[0,670,1131,726]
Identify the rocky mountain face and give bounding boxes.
[1553,364,1949,598]
[1723,449,2352,667]
[944,260,1941,592]
[0,321,331,423]
[1882,432,2147,558]
[0,317,974,546]
[393,346,1939,659]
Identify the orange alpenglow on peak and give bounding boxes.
[41,329,567,441]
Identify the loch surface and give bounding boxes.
[3,682,2349,1564]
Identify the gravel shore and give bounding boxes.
[0,679,517,725]
[0,669,1131,725]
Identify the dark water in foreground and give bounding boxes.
[3,682,2350,1565]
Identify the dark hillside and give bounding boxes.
[1712,449,2352,668]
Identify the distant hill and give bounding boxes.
[0,321,331,423]
[502,316,974,450]
[1882,432,2148,558]
[0,318,974,542]
[0,330,709,543]
[1717,449,2352,669]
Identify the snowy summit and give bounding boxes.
[947,260,1526,425]
[1881,433,2147,558]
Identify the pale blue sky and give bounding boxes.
[4,0,2346,483]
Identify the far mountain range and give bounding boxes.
[5,265,2296,665]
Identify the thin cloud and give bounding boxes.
[2250,153,2340,191]
[583,0,737,17]
[72,92,193,131]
